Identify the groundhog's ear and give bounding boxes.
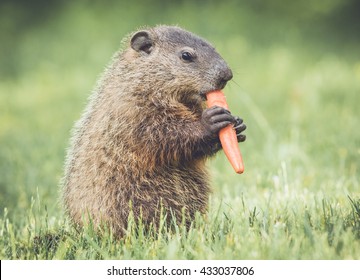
[130,31,153,54]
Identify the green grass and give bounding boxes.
[1,1,359,259]
[1,193,360,259]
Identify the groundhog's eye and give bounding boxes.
[181,51,194,62]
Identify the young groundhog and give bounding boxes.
[62,25,246,236]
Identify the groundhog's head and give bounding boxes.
[122,25,232,104]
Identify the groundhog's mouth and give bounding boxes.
[199,91,207,101]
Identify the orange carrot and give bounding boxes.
[206,90,244,174]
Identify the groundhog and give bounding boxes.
[62,25,246,236]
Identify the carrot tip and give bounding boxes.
[235,166,244,174]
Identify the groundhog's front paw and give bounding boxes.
[201,106,235,138]
[234,116,246,142]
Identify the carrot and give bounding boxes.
[206,90,244,174]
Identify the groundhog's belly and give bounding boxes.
[116,164,209,227]
[64,142,211,232]
[122,164,209,208]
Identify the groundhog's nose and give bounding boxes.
[217,67,233,89]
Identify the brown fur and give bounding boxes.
[62,25,235,236]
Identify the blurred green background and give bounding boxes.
[0,0,359,226]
